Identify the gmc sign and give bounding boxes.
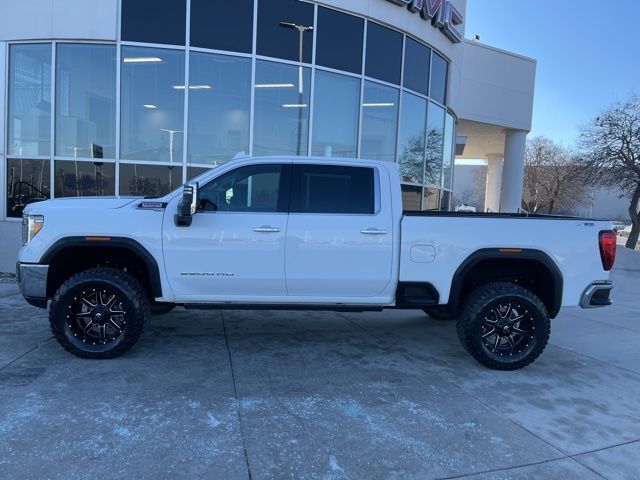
[385,0,463,44]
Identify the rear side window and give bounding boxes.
[291,165,375,214]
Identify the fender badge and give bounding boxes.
[138,201,167,209]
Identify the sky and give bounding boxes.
[465,0,640,147]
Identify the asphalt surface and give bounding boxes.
[1,248,639,479]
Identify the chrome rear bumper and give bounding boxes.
[580,281,614,308]
[16,262,49,308]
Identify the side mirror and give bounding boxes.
[175,182,198,227]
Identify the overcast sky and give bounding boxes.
[465,0,640,147]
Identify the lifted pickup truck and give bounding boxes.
[17,157,616,370]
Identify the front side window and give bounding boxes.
[291,165,374,214]
[199,164,287,213]
[8,44,52,157]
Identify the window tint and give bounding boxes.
[119,163,182,196]
[199,164,286,213]
[292,165,374,214]
[253,60,311,156]
[403,37,430,96]
[190,0,254,53]
[430,52,448,104]
[316,7,364,74]
[56,44,117,159]
[6,158,51,218]
[187,52,251,165]
[257,0,314,63]
[8,44,52,157]
[365,22,402,85]
[311,71,360,158]
[121,0,186,46]
[360,81,399,162]
[54,160,115,197]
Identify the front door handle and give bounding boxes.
[253,226,281,233]
[361,228,388,235]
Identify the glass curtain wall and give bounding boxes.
[4,2,456,218]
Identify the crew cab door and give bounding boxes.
[163,163,291,300]
[285,163,394,298]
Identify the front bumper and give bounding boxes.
[580,281,614,308]
[16,262,49,308]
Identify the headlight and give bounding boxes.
[22,215,44,245]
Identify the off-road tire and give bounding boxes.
[49,267,150,359]
[456,282,550,370]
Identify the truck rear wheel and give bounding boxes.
[49,268,150,359]
[456,282,550,370]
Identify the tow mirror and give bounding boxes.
[175,182,199,227]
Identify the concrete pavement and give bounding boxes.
[0,248,639,479]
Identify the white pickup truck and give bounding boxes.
[16,156,616,370]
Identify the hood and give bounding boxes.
[23,196,139,214]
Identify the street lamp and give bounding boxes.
[279,21,313,156]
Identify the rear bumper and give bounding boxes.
[580,281,614,308]
[16,262,49,309]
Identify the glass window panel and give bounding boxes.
[423,187,440,211]
[6,158,51,217]
[401,184,422,211]
[403,37,430,96]
[190,0,254,53]
[316,7,364,74]
[54,160,115,197]
[291,165,374,214]
[425,102,445,186]
[397,92,427,184]
[121,0,186,46]
[365,22,402,85]
[442,113,455,190]
[199,164,285,213]
[311,71,360,158]
[257,0,314,63]
[188,166,213,181]
[121,47,185,164]
[55,44,116,159]
[187,53,251,165]
[439,190,451,211]
[8,44,52,157]
[253,60,310,156]
[430,52,448,105]
[119,163,182,197]
[360,81,399,162]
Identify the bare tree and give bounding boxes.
[578,94,640,249]
[522,136,586,214]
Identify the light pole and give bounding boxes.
[279,21,313,156]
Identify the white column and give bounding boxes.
[484,154,503,213]
[501,129,528,212]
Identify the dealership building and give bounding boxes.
[0,0,535,268]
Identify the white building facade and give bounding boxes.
[0,0,536,269]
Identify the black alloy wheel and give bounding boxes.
[456,282,550,370]
[50,268,150,359]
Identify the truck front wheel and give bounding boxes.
[49,268,150,359]
[456,282,550,370]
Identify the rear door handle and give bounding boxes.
[253,226,281,233]
[360,228,388,235]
